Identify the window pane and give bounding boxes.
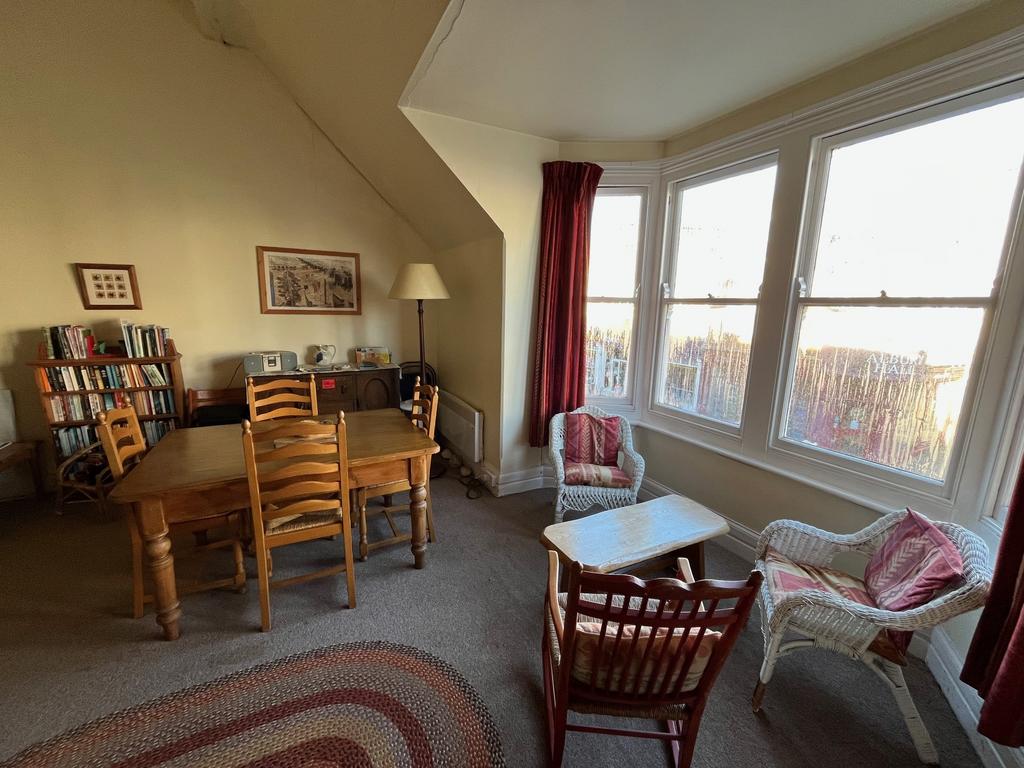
[586,302,634,399]
[783,306,985,480]
[657,304,756,424]
[588,192,642,298]
[811,97,1024,298]
[671,164,776,298]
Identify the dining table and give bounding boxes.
[108,408,439,640]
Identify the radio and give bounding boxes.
[243,350,298,375]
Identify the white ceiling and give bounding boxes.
[405,0,986,142]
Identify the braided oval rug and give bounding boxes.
[3,641,506,768]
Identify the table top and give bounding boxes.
[540,495,730,573]
[109,409,437,502]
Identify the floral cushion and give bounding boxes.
[764,547,874,606]
[564,413,620,466]
[564,462,632,488]
[571,621,720,693]
[864,508,964,612]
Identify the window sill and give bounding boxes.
[630,417,951,519]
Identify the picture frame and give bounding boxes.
[256,246,362,316]
[74,263,143,310]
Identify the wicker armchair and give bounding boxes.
[549,405,645,523]
[752,510,991,764]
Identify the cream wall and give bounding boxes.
[0,0,433,469]
[404,109,560,476]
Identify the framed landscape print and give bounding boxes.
[256,246,362,316]
[75,263,143,309]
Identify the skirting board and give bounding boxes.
[927,627,1024,768]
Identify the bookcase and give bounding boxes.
[27,339,185,513]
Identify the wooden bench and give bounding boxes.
[540,494,730,582]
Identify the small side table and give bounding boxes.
[0,441,44,499]
[540,494,730,585]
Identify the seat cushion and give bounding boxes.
[764,548,873,606]
[864,508,964,612]
[572,621,720,693]
[564,462,632,488]
[564,413,620,466]
[764,548,910,661]
[553,593,719,694]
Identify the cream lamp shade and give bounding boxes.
[388,263,450,300]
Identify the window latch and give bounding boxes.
[796,277,808,297]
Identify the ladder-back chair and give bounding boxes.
[543,553,762,767]
[241,413,357,632]
[355,378,439,559]
[246,375,318,422]
[97,407,245,619]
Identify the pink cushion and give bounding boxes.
[572,621,720,693]
[565,413,620,466]
[764,548,874,607]
[564,462,632,488]
[864,509,964,612]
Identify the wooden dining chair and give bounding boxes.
[355,378,438,559]
[96,407,245,619]
[543,553,762,767]
[241,413,357,631]
[246,375,318,422]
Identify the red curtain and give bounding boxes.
[961,465,1024,747]
[529,161,603,447]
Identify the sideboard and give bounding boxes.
[250,365,401,414]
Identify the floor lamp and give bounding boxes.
[388,263,450,383]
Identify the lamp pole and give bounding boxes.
[417,298,426,383]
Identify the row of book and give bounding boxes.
[52,420,173,461]
[39,362,170,393]
[41,325,94,360]
[43,390,177,423]
[121,321,171,358]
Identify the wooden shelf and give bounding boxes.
[40,385,174,396]
[49,414,179,428]
[28,354,180,368]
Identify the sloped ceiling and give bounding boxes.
[192,0,500,251]
[404,0,988,142]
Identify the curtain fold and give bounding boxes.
[961,465,1024,747]
[529,161,604,447]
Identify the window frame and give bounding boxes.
[770,82,1024,502]
[648,153,779,436]
[584,179,656,415]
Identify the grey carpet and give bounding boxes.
[0,477,981,767]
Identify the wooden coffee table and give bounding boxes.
[540,494,729,582]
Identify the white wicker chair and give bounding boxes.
[752,510,991,764]
[548,405,645,523]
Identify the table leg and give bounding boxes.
[135,498,181,640]
[678,542,706,580]
[409,456,428,569]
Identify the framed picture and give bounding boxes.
[256,246,362,316]
[75,263,143,309]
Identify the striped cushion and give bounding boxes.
[864,508,963,612]
[764,548,873,606]
[564,413,620,466]
[571,622,720,693]
[564,462,632,488]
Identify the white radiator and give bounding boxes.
[437,389,483,464]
